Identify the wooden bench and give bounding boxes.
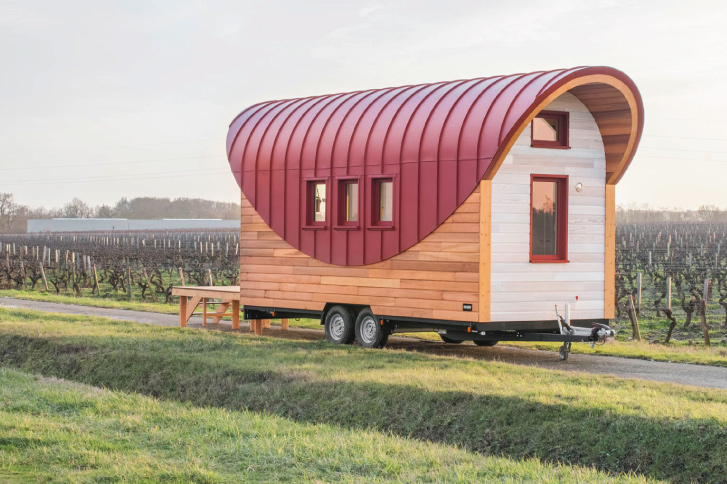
[171,285,288,335]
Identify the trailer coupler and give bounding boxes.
[553,322,616,360]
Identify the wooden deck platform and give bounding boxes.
[171,285,288,335]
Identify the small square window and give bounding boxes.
[531,111,569,148]
[306,180,326,226]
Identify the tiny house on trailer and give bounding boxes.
[227,66,644,359]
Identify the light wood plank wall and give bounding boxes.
[490,92,606,322]
[240,186,482,322]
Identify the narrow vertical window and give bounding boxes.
[345,182,358,222]
[378,180,393,223]
[306,180,327,227]
[530,175,568,262]
[336,179,360,228]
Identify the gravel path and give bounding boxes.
[2,296,727,390]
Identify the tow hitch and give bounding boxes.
[555,304,616,360]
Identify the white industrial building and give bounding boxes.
[27,218,240,233]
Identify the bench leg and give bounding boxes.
[179,296,187,327]
[232,300,240,330]
[202,298,207,327]
[281,318,289,330]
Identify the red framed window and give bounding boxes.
[336,178,360,229]
[530,175,568,262]
[371,177,394,228]
[305,179,327,228]
[531,111,569,149]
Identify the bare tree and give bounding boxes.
[62,198,93,218]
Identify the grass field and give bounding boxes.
[0,368,655,483]
[2,288,727,367]
[1,307,726,483]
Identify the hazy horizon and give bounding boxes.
[1,0,726,210]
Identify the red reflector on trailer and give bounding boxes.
[467,327,471,332]
[380,319,383,325]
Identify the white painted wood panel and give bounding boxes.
[490,92,606,322]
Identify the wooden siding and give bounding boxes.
[240,186,481,322]
[490,92,606,322]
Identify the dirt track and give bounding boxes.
[2,296,727,390]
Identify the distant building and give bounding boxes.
[27,218,240,233]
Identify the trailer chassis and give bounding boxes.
[243,305,615,361]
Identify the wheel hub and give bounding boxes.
[330,314,345,339]
[361,316,377,343]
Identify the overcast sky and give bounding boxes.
[1,0,725,210]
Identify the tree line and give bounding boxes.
[0,193,240,234]
[617,203,727,224]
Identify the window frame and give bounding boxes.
[334,177,362,230]
[529,174,569,263]
[369,175,395,230]
[531,110,570,149]
[303,178,328,230]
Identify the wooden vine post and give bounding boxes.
[39,261,49,292]
[126,264,132,300]
[178,267,185,286]
[92,264,100,295]
[627,295,642,341]
[699,277,711,347]
[662,276,679,343]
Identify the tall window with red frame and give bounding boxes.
[530,175,568,262]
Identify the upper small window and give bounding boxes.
[531,111,569,149]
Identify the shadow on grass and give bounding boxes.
[1,329,726,483]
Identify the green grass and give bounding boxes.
[5,288,727,367]
[0,289,179,315]
[0,368,654,483]
[1,308,726,483]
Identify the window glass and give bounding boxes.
[532,117,559,142]
[531,180,558,255]
[313,182,326,222]
[379,180,393,222]
[345,182,358,222]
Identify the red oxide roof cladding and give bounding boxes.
[227,66,643,266]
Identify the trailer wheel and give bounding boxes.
[473,339,498,347]
[355,309,389,349]
[440,335,463,344]
[324,305,356,345]
[559,342,571,361]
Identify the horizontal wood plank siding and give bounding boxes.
[240,186,481,322]
[490,92,606,322]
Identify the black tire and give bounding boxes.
[473,339,498,347]
[324,305,356,345]
[440,335,463,344]
[355,309,389,348]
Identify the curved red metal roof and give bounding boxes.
[227,66,643,266]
